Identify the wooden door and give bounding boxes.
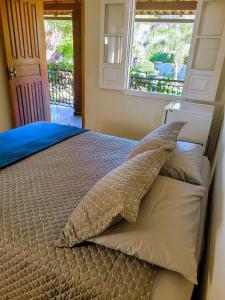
[0,0,50,127]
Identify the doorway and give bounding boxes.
[44,1,83,128]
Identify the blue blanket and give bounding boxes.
[0,122,87,169]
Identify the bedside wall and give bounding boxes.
[200,59,225,300]
[201,113,225,300]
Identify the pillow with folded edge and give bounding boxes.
[89,176,206,284]
[56,148,170,248]
[160,141,204,185]
[127,122,186,160]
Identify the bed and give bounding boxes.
[152,156,210,300]
[0,124,210,300]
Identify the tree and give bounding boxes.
[132,19,193,79]
[45,20,73,69]
[132,23,154,74]
[150,22,193,79]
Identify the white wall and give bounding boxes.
[216,60,225,103]
[84,0,170,140]
[0,30,12,132]
[84,0,225,141]
[84,3,225,299]
[200,53,225,300]
[201,114,225,300]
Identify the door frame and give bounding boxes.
[44,0,85,128]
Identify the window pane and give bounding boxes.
[129,10,195,96]
[104,36,123,64]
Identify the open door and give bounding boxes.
[0,0,50,127]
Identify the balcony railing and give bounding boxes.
[48,69,74,107]
[130,75,184,96]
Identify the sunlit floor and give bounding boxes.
[51,105,82,128]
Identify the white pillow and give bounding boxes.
[90,176,205,284]
[161,141,204,185]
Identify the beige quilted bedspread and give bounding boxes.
[0,131,157,300]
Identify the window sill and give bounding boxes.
[124,89,185,102]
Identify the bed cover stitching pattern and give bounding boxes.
[0,131,158,299]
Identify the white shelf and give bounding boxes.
[163,101,215,149]
[168,102,215,116]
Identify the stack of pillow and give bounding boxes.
[57,122,206,284]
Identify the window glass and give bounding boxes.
[129,6,196,96]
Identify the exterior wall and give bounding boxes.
[0,30,12,132]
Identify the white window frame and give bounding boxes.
[123,0,195,101]
[182,0,225,102]
[99,0,134,90]
[99,0,225,103]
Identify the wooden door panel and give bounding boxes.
[16,64,40,77]
[16,81,46,125]
[6,0,40,60]
[0,0,50,127]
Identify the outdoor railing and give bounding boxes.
[48,69,74,107]
[130,75,184,96]
[48,70,183,104]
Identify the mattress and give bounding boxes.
[151,156,210,300]
[0,130,210,299]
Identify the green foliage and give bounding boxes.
[48,68,74,106]
[137,60,155,74]
[149,53,175,63]
[48,62,58,70]
[130,73,183,96]
[132,20,194,80]
[48,61,73,72]
[130,18,193,95]
[45,20,73,67]
[130,67,154,78]
[183,56,189,65]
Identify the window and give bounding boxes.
[128,1,196,96]
[99,0,225,102]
